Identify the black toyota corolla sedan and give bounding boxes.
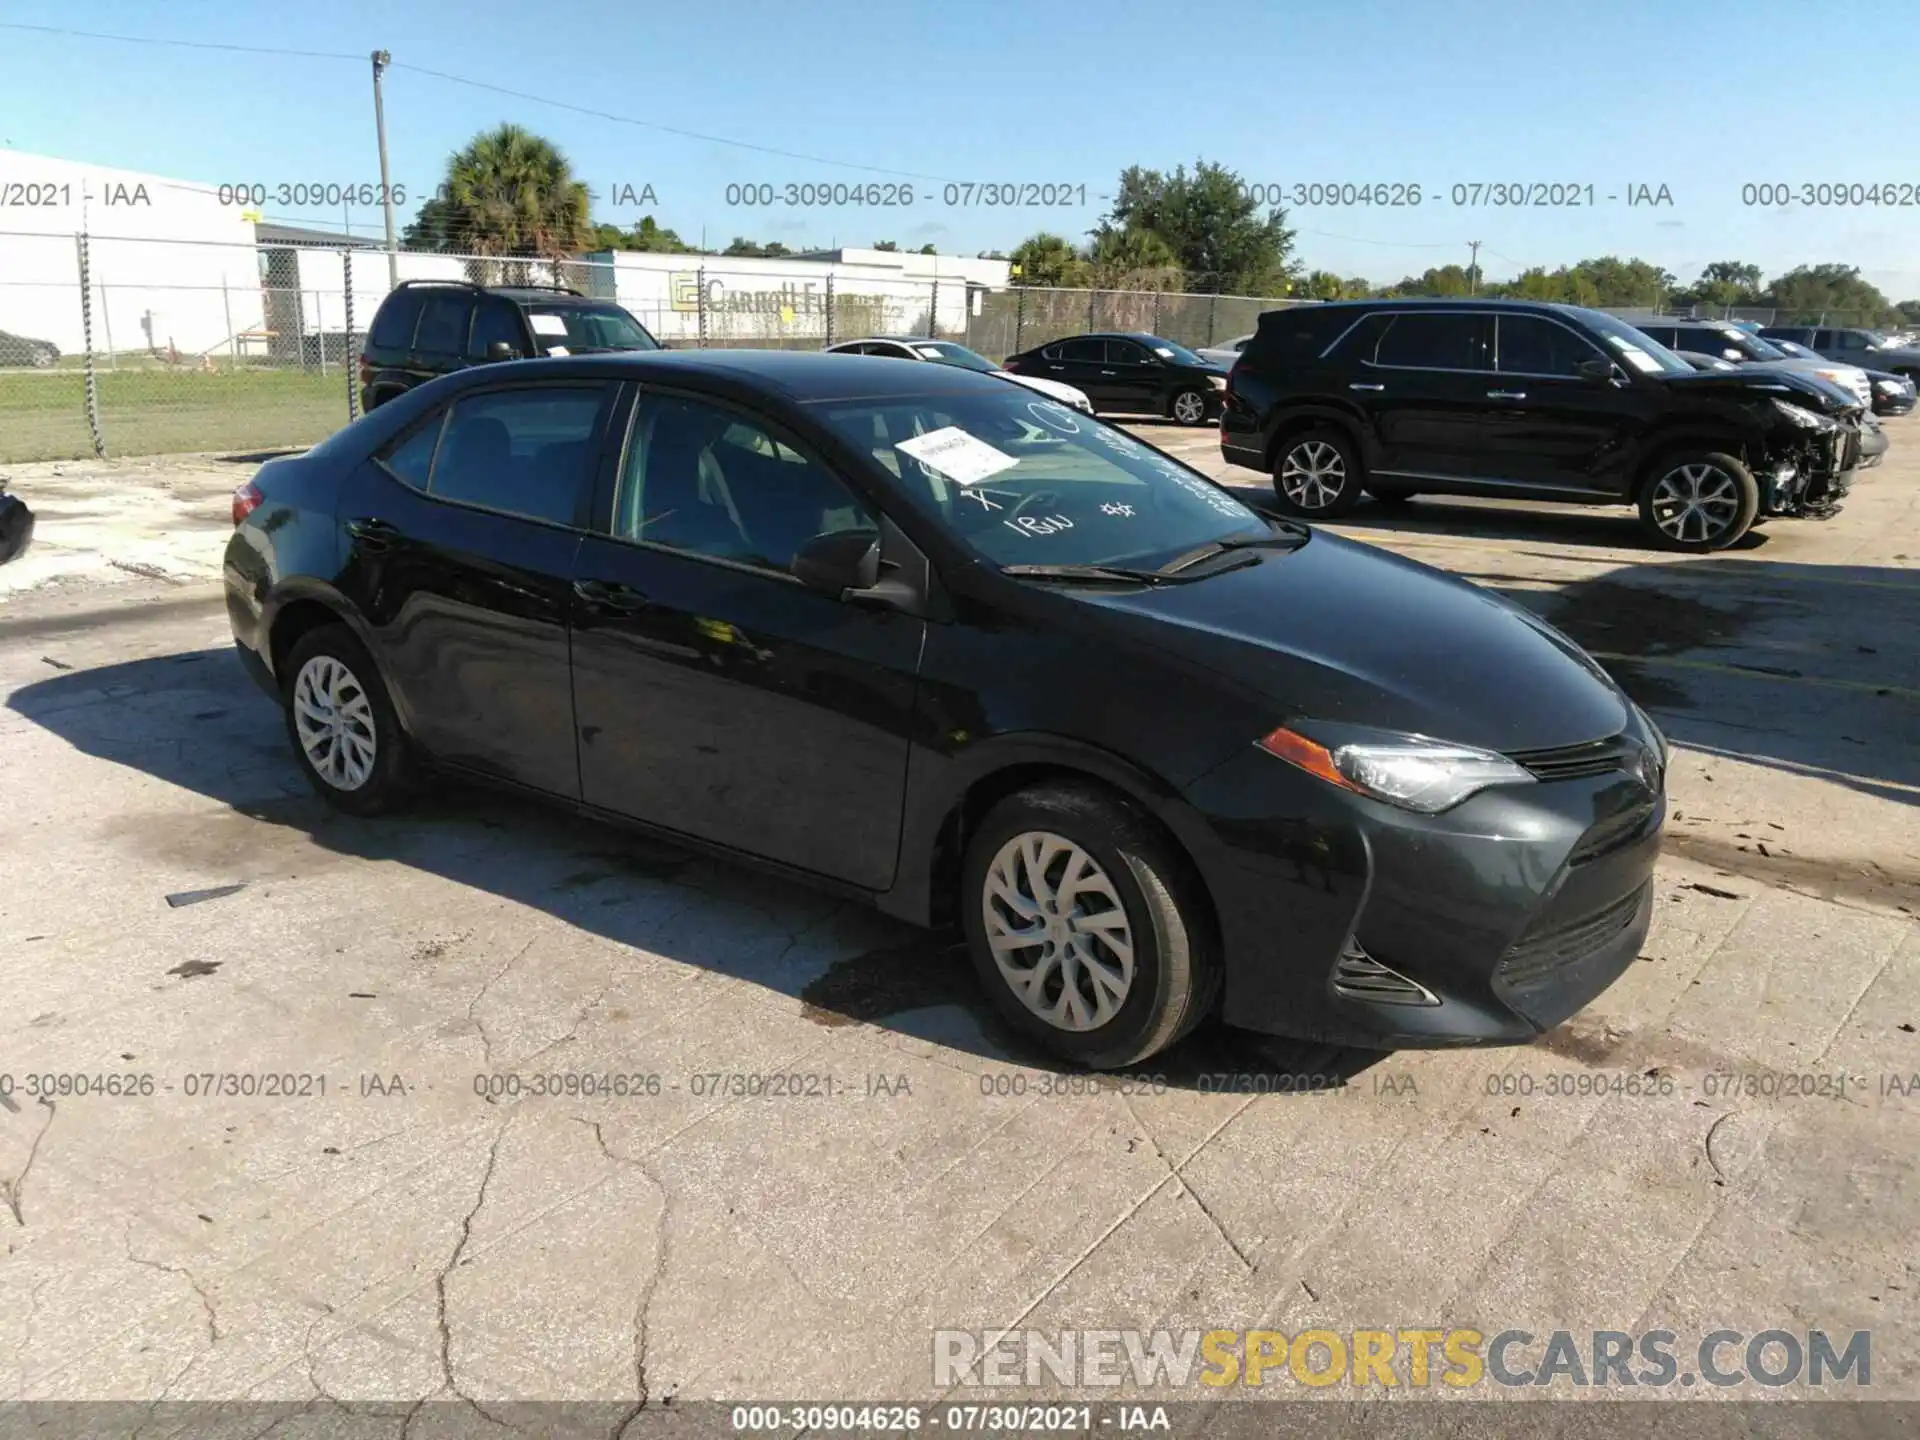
[224,351,1665,1068]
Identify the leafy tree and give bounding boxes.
[917,243,938,255]
[1390,264,1479,297]
[1084,225,1183,290]
[586,215,697,253]
[414,124,591,258]
[1762,264,1898,324]
[721,237,791,257]
[1302,270,1374,300]
[873,240,899,251]
[1897,299,1920,323]
[1102,160,1297,294]
[1009,231,1084,287]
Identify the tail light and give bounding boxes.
[231,480,264,526]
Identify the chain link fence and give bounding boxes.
[0,229,1322,464]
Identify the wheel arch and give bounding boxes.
[263,582,416,735]
[1262,405,1369,471]
[890,736,1226,964]
[1630,428,1759,498]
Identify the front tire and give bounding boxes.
[1270,428,1364,518]
[962,785,1219,1070]
[1637,451,1759,552]
[281,625,414,815]
[1169,387,1210,426]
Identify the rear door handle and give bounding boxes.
[1348,382,1385,392]
[346,517,400,551]
[1099,370,1117,376]
[1486,389,1527,400]
[572,578,648,613]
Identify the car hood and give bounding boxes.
[1077,531,1631,754]
[1655,367,1845,410]
[1000,372,1090,406]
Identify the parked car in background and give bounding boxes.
[824,336,1091,412]
[224,348,1665,1067]
[1626,318,1873,409]
[1669,347,1885,467]
[0,329,60,369]
[1221,300,1862,551]
[358,280,659,412]
[1759,325,1920,383]
[1001,332,1227,425]
[1197,333,1255,368]
[1765,337,1916,415]
[0,481,33,565]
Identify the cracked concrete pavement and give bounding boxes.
[0,422,1915,1420]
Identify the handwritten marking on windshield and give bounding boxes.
[1004,515,1074,537]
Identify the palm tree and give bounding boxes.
[1085,226,1183,292]
[433,125,591,265]
[1009,232,1084,288]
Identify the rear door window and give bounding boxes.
[414,292,474,359]
[1374,313,1493,370]
[1059,338,1107,363]
[426,385,611,527]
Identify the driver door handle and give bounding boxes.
[1348,382,1385,392]
[1486,389,1527,400]
[572,578,648,613]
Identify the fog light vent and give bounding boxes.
[1332,940,1440,1007]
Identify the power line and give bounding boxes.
[0,21,960,182]
[0,21,361,60]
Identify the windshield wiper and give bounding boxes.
[1157,525,1309,575]
[1001,562,1172,586]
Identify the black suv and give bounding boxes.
[1221,300,1861,551]
[358,280,658,412]
[1000,332,1226,425]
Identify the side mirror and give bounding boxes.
[792,528,880,596]
[1575,358,1616,383]
[486,340,519,362]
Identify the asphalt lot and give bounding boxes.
[0,418,1915,1422]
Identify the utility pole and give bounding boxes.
[371,50,398,286]
[1467,240,1481,295]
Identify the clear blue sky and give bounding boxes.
[4,0,1918,295]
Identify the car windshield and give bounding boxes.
[1714,329,1786,360]
[1770,338,1815,358]
[525,304,657,354]
[901,341,1001,373]
[1859,330,1894,348]
[1573,310,1694,375]
[817,388,1275,571]
[1142,336,1207,366]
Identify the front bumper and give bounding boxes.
[1181,733,1663,1048]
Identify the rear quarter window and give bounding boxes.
[368,290,426,350]
[1248,307,1363,364]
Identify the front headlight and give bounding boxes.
[1770,397,1833,429]
[1630,702,1668,769]
[1875,379,1902,393]
[1257,724,1535,814]
[1208,375,1228,390]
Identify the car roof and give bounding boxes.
[459,347,1005,404]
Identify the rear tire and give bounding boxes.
[1636,451,1759,552]
[281,625,415,816]
[1270,428,1364,518]
[962,784,1220,1070]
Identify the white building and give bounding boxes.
[584,247,1013,345]
[0,147,262,358]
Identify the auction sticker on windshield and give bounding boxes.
[895,426,1021,486]
[529,313,569,336]
[1604,335,1663,374]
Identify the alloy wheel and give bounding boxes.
[1279,440,1346,510]
[1172,390,1207,424]
[1650,463,1741,545]
[292,654,377,792]
[982,831,1135,1032]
